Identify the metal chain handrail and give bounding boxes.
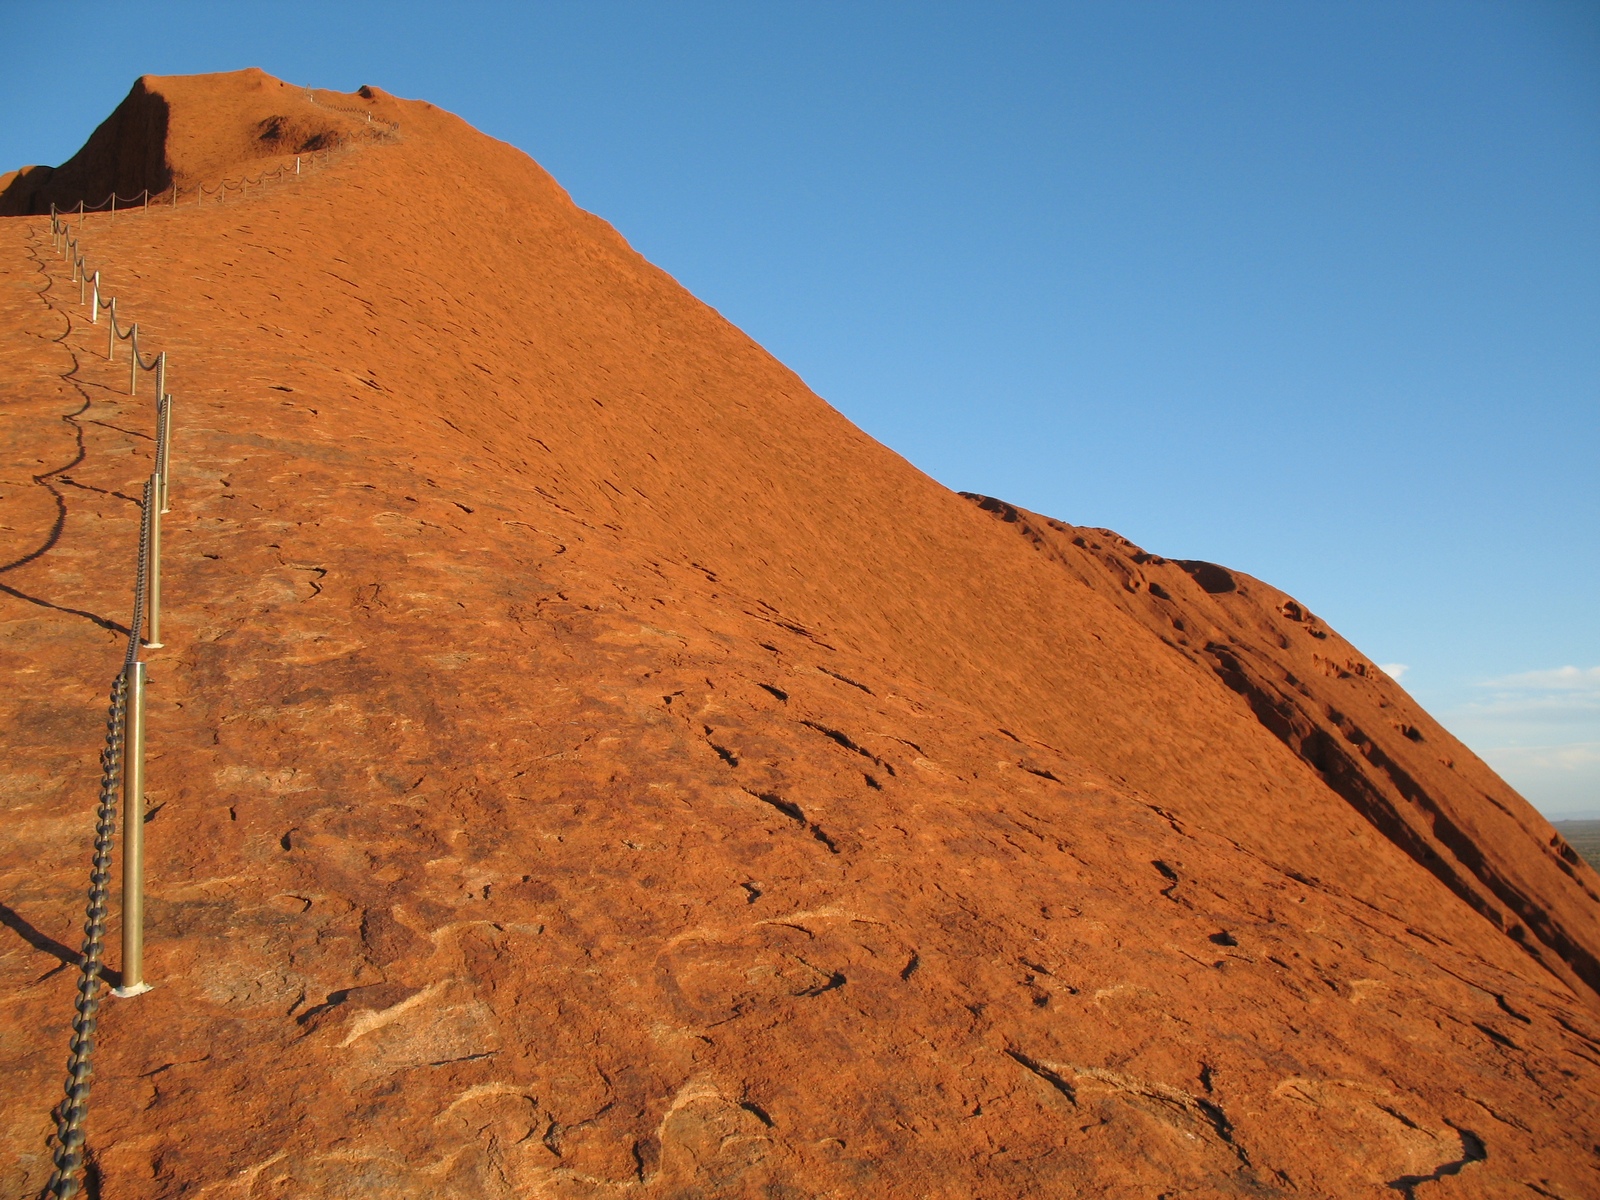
[189,150,341,205]
[59,189,155,216]
[41,209,172,1200]
[52,214,165,397]
[46,673,127,1196]
[46,470,152,1197]
[304,86,402,133]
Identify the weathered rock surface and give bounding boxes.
[2,70,1596,1198]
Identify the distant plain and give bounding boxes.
[1555,820,1600,872]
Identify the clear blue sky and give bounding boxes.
[4,2,1596,816]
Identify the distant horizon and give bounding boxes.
[1,3,1594,819]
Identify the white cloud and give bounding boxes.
[1440,665,1600,818]
[1461,695,1600,723]
[1485,665,1600,691]
[1480,742,1600,773]
[1378,663,1409,681]
[1458,664,1600,724]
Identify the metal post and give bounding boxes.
[107,299,116,360]
[90,272,99,323]
[144,190,149,212]
[158,395,174,514]
[145,475,163,650]
[112,659,151,998]
[295,156,301,174]
[129,328,138,395]
[110,193,115,224]
[153,355,169,505]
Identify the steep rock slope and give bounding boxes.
[961,494,1600,1000]
[2,70,1596,1199]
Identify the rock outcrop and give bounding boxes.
[0,69,380,215]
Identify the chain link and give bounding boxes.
[43,476,155,1200]
[45,675,127,1199]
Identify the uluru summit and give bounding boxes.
[2,69,1597,1199]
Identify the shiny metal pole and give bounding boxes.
[128,327,138,395]
[153,354,168,513]
[90,272,99,323]
[158,395,174,514]
[112,660,151,998]
[145,476,163,650]
[107,299,116,360]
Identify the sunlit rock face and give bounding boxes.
[1,68,1596,1199]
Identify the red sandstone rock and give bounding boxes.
[1,70,1596,1198]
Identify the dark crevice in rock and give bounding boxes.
[816,665,873,694]
[742,790,839,855]
[1005,1048,1077,1104]
[799,971,845,996]
[801,720,895,775]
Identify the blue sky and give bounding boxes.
[3,2,1595,816]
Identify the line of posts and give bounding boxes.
[53,205,171,997]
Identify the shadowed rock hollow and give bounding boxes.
[2,69,1596,1199]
